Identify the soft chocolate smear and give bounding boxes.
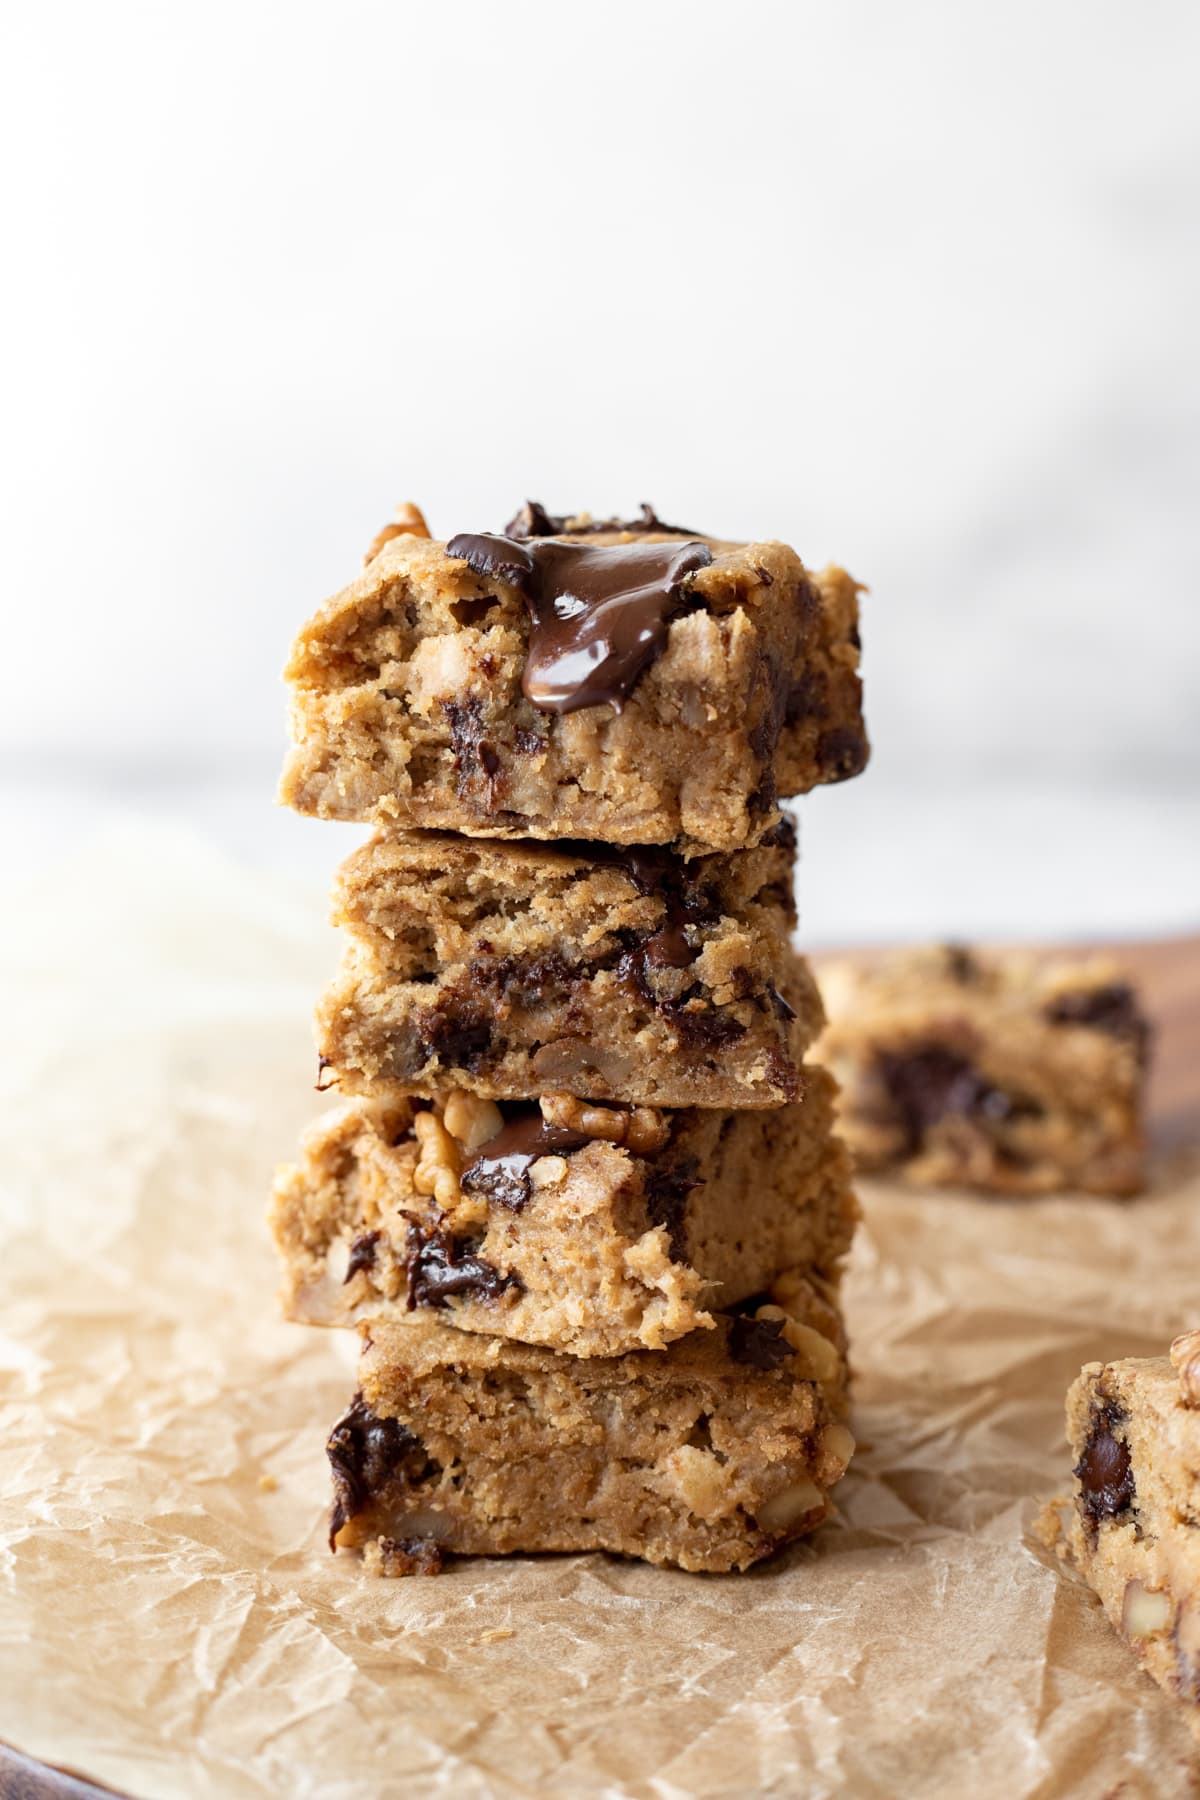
[504,500,701,540]
[461,1106,590,1212]
[644,1155,700,1261]
[404,1222,517,1308]
[728,1314,796,1371]
[343,1230,381,1284]
[326,1393,436,1548]
[414,1002,493,1074]
[445,532,714,714]
[876,1045,1039,1153]
[1075,1400,1135,1528]
[1044,982,1151,1065]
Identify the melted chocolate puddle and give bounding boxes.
[444,532,713,714]
[461,1107,591,1211]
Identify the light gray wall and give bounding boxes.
[2,1,1197,939]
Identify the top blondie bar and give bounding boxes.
[279,502,868,853]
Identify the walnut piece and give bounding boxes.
[412,1110,460,1208]
[442,1092,504,1152]
[1171,1330,1200,1407]
[364,500,431,565]
[539,1093,669,1154]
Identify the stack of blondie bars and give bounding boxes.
[270,500,869,1574]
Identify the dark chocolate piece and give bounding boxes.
[728,1314,796,1372]
[815,725,869,783]
[644,1155,700,1261]
[344,1230,381,1284]
[461,1106,590,1212]
[1075,1400,1135,1528]
[467,949,578,1009]
[326,1393,437,1547]
[876,1045,1038,1153]
[442,696,502,798]
[445,532,713,714]
[504,500,700,540]
[942,944,980,984]
[404,1222,517,1309]
[1044,982,1151,1065]
[414,1002,493,1073]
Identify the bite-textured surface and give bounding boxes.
[316,820,821,1107]
[817,944,1149,1195]
[269,1072,857,1357]
[1038,1337,1200,1736]
[328,1299,855,1574]
[278,522,866,854]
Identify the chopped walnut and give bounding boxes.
[364,501,431,565]
[1171,1330,1200,1407]
[539,1093,669,1154]
[412,1110,460,1208]
[442,1092,504,1152]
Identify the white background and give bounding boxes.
[2,0,1197,942]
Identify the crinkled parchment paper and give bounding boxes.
[2,827,1199,1799]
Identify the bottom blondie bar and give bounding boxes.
[328,1290,853,1575]
[1038,1334,1200,1732]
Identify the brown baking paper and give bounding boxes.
[2,828,1199,1799]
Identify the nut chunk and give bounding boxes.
[316,820,822,1109]
[278,503,867,854]
[1038,1341,1200,1736]
[328,1303,855,1575]
[268,1072,858,1358]
[817,945,1150,1195]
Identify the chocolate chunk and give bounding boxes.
[644,1155,700,1261]
[876,1045,1038,1153]
[784,671,828,727]
[415,1003,493,1072]
[1075,1400,1135,1528]
[326,1394,437,1547]
[942,944,980,984]
[504,500,701,540]
[761,814,798,855]
[442,696,502,799]
[467,950,577,1009]
[404,1222,518,1309]
[816,725,869,782]
[461,1106,590,1212]
[445,532,714,714]
[343,1230,381,1284]
[664,1002,748,1050]
[1044,983,1151,1064]
[729,1314,796,1371]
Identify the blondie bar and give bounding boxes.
[279,503,866,854]
[817,945,1149,1195]
[269,1074,857,1357]
[315,820,821,1108]
[1038,1334,1200,1733]
[327,1294,855,1575]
